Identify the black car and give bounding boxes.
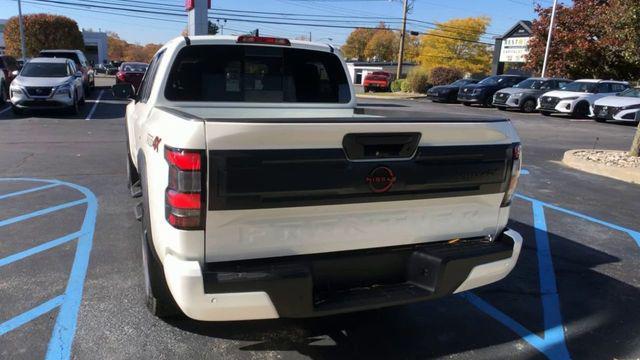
[427,79,479,103]
[457,75,528,107]
[493,77,572,113]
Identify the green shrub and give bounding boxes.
[400,79,411,92]
[404,67,431,93]
[430,66,464,86]
[390,79,405,92]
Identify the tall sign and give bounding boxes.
[491,21,533,75]
[186,0,210,36]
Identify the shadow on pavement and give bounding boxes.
[165,219,640,359]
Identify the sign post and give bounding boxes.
[185,0,210,36]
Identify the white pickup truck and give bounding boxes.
[113,35,523,321]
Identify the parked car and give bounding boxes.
[0,55,20,100]
[116,62,148,91]
[113,34,523,321]
[94,63,108,74]
[363,71,392,92]
[38,49,94,94]
[493,77,572,113]
[591,87,640,123]
[9,57,85,115]
[537,79,629,118]
[0,70,5,103]
[457,75,528,107]
[106,63,119,75]
[426,78,478,103]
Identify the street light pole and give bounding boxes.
[17,0,27,60]
[541,0,558,77]
[396,0,408,80]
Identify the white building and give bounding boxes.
[0,19,7,55]
[82,30,108,65]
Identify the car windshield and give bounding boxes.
[20,62,69,77]
[39,52,81,65]
[450,79,470,86]
[618,88,640,97]
[561,81,598,93]
[165,45,351,103]
[122,64,148,72]
[478,76,511,86]
[514,79,546,89]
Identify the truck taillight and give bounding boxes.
[501,143,521,207]
[164,146,205,230]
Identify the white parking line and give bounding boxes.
[0,105,11,115]
[85,90,104,121]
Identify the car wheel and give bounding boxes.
[0,83,6,103]
[594,117,606,123]
[497,106,507,111]
[140,161,182,318]
[483,97,493,108]
[571,102,589,119]
[462,102,471,106]
[541,111,551,116]
[68,92,79,115]
[522,99,536,113]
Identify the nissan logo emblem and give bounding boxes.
[365,166,396,193]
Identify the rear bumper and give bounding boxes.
[164,228,522,321]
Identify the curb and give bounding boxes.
[562,149,640,184]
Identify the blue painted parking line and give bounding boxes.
[463,193,639,360]
[0,198,88,228]
[0,178,98,360]
[0,183,60,200]
[0,295,64,336]
[520,169,530,175]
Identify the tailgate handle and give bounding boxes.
[342,133,421,161]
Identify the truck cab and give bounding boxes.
[114,35,523,321]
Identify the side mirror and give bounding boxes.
[112,83,136,100]
[11,70,19,77]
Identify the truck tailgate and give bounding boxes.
[203,116,517,262]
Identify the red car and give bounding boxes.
[116,62,148,91]
[363,71,392,92]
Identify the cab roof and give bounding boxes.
[165,35,337,54]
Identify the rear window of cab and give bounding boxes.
[164,45,351,103]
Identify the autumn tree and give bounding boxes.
[3,14,84,58]
[341,28,375,60]
[107,32,160,63]
[525,0,640,79]
[364,24,398,62]
[417,17,491,75]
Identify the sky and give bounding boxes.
[0,0,554,46]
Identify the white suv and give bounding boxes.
[537,79,629,118]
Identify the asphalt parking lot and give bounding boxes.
[1,79,639,359]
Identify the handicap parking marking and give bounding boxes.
[0,178,98,360]
[462,192,640,360]
[520,168,530,175]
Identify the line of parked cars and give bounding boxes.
[427,75,640,124]
[1,49,147,116]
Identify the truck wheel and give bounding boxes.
[140,165,182,318]
[125,134,140,189]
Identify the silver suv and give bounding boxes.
[9,57,85,115]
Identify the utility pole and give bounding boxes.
[541,0,558,77]
[396,0,408,80]
[186,0,209,36]
[17,0,27,60]
[309,32,312,41]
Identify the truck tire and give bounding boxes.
[140,162,182,318]
[125,131,140,189]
